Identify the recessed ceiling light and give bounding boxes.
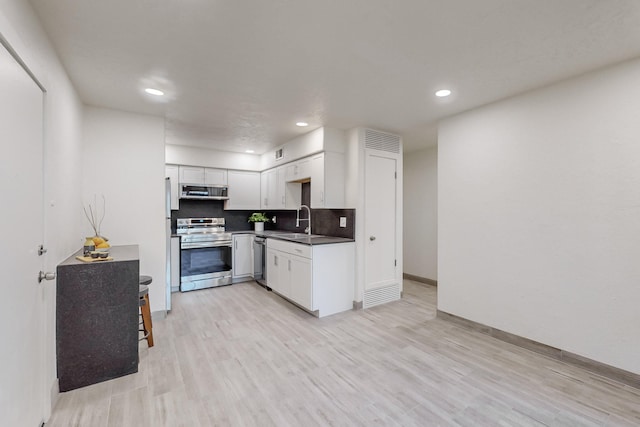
[296,122,309,127]
[144,88,164,96]
[245,149,255,154]
[435,89,452,97]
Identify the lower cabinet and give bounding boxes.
[232,234,254,281]
[266,239,354,317]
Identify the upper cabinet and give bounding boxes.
[179,166,204,184]
[165,165,180,210]
[311,152,344,208]
[179,166,227,185]
[261,166,300,210]
[204,168,227,186]
[224,170,261,210]
[285,157,311,182]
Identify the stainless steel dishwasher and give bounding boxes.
[253,236,267,287]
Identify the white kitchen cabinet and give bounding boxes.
[266,245,309,304]
[311,152,345,208]
[275,166,287,209]
[285,157,311,182]
[225,170,261,210]
[261,166,299,210]
[205,168,227,186]
[232,234,254,281]
[179,166,227,185]
[165,164,180,210]
[288,253,312,310]
[266,239,354,317]
[261,168,276,209]
[266,247,281,293]
[179,165,205,185]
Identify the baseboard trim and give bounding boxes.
[403,273,437,287]
[437,310,640,389]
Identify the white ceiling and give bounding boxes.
[29,0,640,153]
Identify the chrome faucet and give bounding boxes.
[296,204,312,235]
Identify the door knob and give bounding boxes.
[369,236,376,241]
[38,271,56,283]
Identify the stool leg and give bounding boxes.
[141,294,154,347]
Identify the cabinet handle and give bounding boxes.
[274,255,278,266]
[288,260,291,271]
[235,240,238,249]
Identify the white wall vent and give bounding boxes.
[275,148,284,160]
[363,283,401,308]
[364,129,401,154]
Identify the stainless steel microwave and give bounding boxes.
[180,184,228,200]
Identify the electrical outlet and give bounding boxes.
[339,217,347,228]
[272,216,277,223]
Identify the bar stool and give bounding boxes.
[139,275,154,347]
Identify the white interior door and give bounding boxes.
[0,42,46,426]
[364,154,397,290]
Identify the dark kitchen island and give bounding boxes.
[56,245,139,392]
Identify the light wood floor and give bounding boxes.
[46,280,640,426]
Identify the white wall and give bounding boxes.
[438,58,640,375]
[1,0,85,419]
[166,143,260,171]
[83,107,166,314]
[403,146,437,280]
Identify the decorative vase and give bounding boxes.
[254,222,264,232]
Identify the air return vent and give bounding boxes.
[363,283,401,308]
[364,129,401,153]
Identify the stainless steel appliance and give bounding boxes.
[253,236,267,287]
[180,184,228,200]
[177,218,233,291]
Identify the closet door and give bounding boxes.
[0,41,46,426]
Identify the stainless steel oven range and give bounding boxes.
[177,218,232,292]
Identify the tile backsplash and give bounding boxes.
[171,199,355,239]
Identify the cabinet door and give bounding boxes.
[179,166,204,185]
[279,253,293,299]
[289,254,312,310]
[165,165,180,210]
[311,152,345,208]
[266,248,279,291]
[226,170,261,210]
[205,168,227,185]
[285,158,312,182]
[296,158,312,180]
[275,167,287,209]
[263,169,278,209]
[260,170,268,209]
[310,153,325,208]
[233,234,254,278]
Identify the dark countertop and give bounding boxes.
[59,244,139,265]
[172,230,353,245]
[234,230,354,245]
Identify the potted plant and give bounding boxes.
[248,212,270,232]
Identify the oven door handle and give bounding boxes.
[181,241,233,249]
